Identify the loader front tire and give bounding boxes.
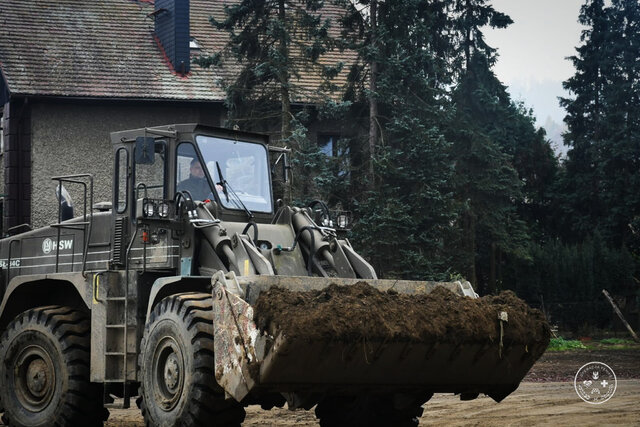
[139,292,245,427]
[315,394,425,427]
[0,306,108,427]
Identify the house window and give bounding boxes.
[318,134,341,157]
[318,134,350,178]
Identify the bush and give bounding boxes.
[547,337,587,351]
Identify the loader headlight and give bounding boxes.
[322,217,334,227]
[158,202,170,218]
[337,214,348,229]
[144,201,156,217]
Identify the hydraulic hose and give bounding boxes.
[287,225,318,276]
[308,200,332,226]
[242,221,259,243]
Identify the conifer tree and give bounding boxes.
[197,0,338,142]
[451,0,512,71]
[558,0,640,247]
[341,0,458,279]
[448,0,536,292]
[599,0,640,247]
[506,107,558,242]
[557,0,611,241]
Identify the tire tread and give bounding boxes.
[0,306,109,427]
[139,292,245,427]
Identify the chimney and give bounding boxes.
[155,0,190,75]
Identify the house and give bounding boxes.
[0,0,354,232]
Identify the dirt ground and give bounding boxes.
[102,381,640,426]
[98,348,640,426]
[2,349,638,426]
[524,349,640,382]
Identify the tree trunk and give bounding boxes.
[489,241,496,293]
[281,86,291,140]
[278,0,291,141]
[368,0,378,189]
[463,209,478,289]
[464,0,471,69]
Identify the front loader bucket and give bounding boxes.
[211,274,549,404]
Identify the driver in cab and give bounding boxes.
[177,158,212,201]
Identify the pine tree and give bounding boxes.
[448,1,538,292]
[599,0,640,247]
[195,0,350,204]
[557,0,612,241]
[341,0,458,280]
[558,0,640,247]
[197,0,338,141]
[501,104,559,243]
[451,0,512,71]
[545,0,640,323]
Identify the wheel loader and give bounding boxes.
[0,124,549,426]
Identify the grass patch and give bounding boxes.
[547,337,587,351]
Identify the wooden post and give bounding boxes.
[602,289,640,343]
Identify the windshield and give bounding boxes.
[195,135,273,213]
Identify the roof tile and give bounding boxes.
[0,0,356,103]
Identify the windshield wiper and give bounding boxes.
[216,161,230,202]
[216,161,254,220]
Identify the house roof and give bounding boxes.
[0,0,355,103]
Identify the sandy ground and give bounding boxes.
[2,349,639,426]
[100,380,640,426]
[103,348,640,426]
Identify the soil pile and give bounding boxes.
[254,282,550,348]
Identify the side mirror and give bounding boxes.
[56,184,74,221]
[282,152,290,183]
[273,151,290,183]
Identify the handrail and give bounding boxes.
[51,174,94,276]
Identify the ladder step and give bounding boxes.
[104,403,123,409]
[104,397,131,409]
[105,401,130,409]
[103,276,130,406]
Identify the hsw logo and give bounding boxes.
[42,238,74,254]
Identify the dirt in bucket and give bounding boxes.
[254,282,550,351]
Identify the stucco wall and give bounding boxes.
[1,107,6,208]
[30,100,222,228]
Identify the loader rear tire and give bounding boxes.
[139,292,245,427]
[0,306,108,427]
[315,394,424,427]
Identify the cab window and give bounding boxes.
[175,142,213,201]
[195,135,272,213]
[134,141,166,200]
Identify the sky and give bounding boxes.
[483,0,586,152]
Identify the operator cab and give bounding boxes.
[110,124,281,227]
